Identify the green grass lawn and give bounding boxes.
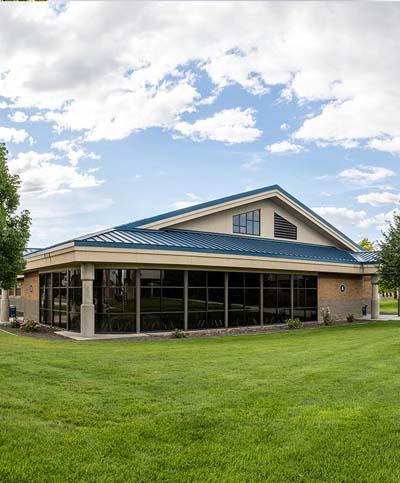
[380,298,399,314]
[2,323,400,482]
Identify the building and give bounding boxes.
[5,185,379,337]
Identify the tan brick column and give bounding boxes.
[371,274,380,320]
[80,263,95,337]
[0,289,9,323]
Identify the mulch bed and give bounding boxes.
[0,325,68,340]
[0,318,376,342]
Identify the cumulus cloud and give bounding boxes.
[174,108,262,144]
[314,205,399,233]
[265,140,304,154]
[0,126,30,144]
[8,111,28,123]
[368,137,400,153]
[172,193,202,209]
[313,206,368,229]
[357,192,400,207]
[0,2,398,149]
[8,150,103,196]
[338,165,396,185]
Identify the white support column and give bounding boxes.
[371,274,380,320]
[184,270,188,331]
[0,289,9,323]
[80,263,95,337]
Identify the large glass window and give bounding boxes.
[233,209,260,235]
[140,270,184,332]
[228,272,260,327]
[188,271,225,330]
[263,274,291,324]
[293,275,318,322]
[39,270,82,331]
[95,269,136,333]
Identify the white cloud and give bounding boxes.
[0,3,399,148]
[51,138,100,166]
[280,123,289,131]
[172,193,202,209]
[338,165,396,185]
[175,108,262,144]
[8,150,103,196]
[8,111,28,123]
[0,126,30,144]
[314,205,399,233]
[357,191,400,207]
[265,140,304,154]
[368,137,400,153]
[313,206,368,229]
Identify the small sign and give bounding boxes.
[339,284,346,293]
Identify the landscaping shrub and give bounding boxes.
[172,328,187,338]
[321,307,334,326]
[20,320,40,333]
[347,313,355,323]
[286,318,303,329]
[10,319,20,329]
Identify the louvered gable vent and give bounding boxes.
[274,212,297,240]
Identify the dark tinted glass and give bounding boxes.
[277,275,291,288]
[305,276,317,289]
[140,270,161,287]
[208,288,224,311]
[263,288,277,308]
[161,287,184,312]
[189,271,207,287]
[229,272,244,287]
[69,269,82,287]
[229,288,244,309]
[208,271,224,287]
[278,288,291,307]
[188,288,207,310]
[141,287,161,312]
[294,289,305,308]
[305,290,317,307]
[264,273,277,287]
[245,272,260,288]
[162,270,184,287]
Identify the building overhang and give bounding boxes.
[24,244,378,276]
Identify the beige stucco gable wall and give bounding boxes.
[171,198,343,248]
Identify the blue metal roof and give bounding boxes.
[60,227,376,265]
[115,184,360,251]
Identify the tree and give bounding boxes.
[378,212,400,316]
[359,237,375,251]
[0,143,31,291]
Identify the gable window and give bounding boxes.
[274,212,297,240]
[233,209,260,235]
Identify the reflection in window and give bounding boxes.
[188,271,225,330]
[39,270,82,332]
[95,269,136,333]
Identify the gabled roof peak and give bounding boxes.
[116,184,282,231]
[115,184,360,251]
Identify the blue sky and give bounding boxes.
[1,2,399,247]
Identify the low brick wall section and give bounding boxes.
[10,272,40,321]
[318,274,372,321]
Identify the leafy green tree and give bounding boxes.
[359,237,375,251]
[0,143,31,291]
[378,212,400,315]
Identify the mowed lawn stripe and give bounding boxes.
[1,322,400,482]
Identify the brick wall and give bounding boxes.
[318,274,372,321]
[9,271,40,321]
